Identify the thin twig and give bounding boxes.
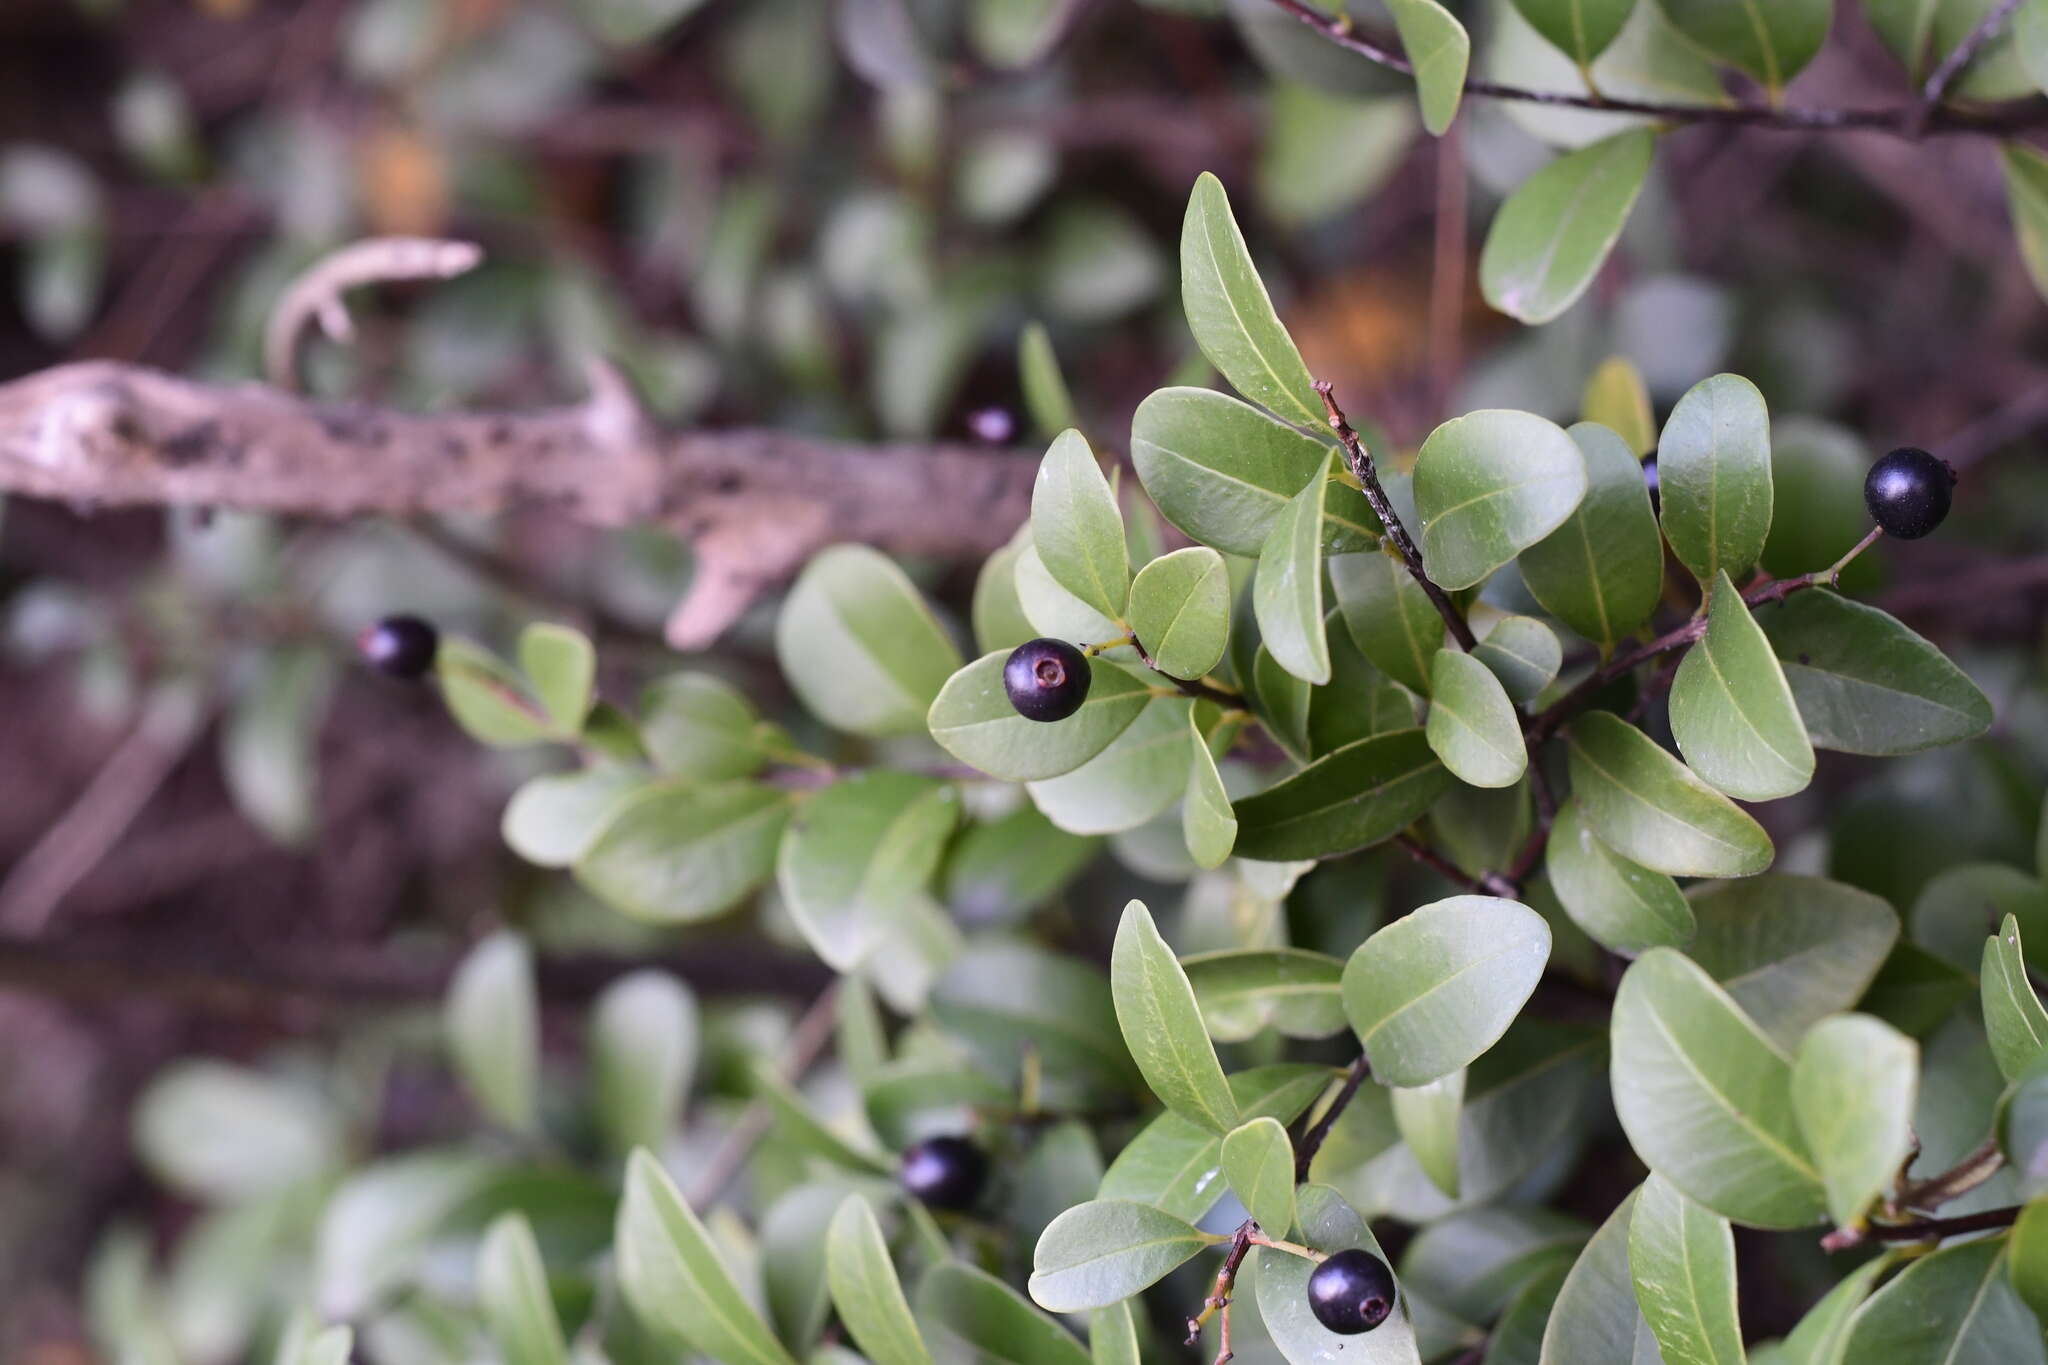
[1261,0,2048,137]
[263,236,484,391]
[1396,833,1517,898]
[1315,380,1478,651]
[1824,1204,2021,1251]
[1428,123,1467,421]
[1295,1054,1374,1180]
[1897,1136,2007,1214]
[1915,0,2024,131]
[685,983,843,1210]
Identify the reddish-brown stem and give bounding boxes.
[1823,1204,2021,1252]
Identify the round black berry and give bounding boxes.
[358,615,439,680]
[1863,446,1956,540]
[899,1136,987,1211]
[1307,1249,1397,1336]
[1003,638,1090,722]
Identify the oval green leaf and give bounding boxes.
[1112,900,1241,1134]
[915,1262,1091,1365]
[1669,570,1815,801]
[1391,1071,1466,1199]
[1130,386,1333,557]
[445,932,538,1132]
[1656,0,1829,89]
[779,772,960,970]
[1479,129,1654,325]
[1427,649,1529,789]
[1414,409,1589,591]
[1565,711,1773,879]
[1388,0,1470,135]
[1840,1238,2045,1365]
[1183,947,1347,1042]
[1032,429,1129,620]
[1183,709,1239,870]
[1518,421,1663,655]
[1331,549,1445,695]
[1027,1200,1214,1315]
[826,1196,937,1365]
[1511,0,1638,66]
[1684,874,1900,1050]
[1180,172,1322,429]
[590,970,698,1156]
[478,1213,567,1365]
[1791,1013,1918,1232]
[928,651,1152,782]
[1473,614,1562,704]
[575,782,792,923]
[1221,1116,1299,1233]
[1627,1174,1741,1365]
[1130,546,1231,681]
[776,545,963,738]
[1028,696,1195,835]
[1232,729,1453,861]
[1658,374,1773,588]
[1985,913,2048,1083]
[1253,472,1334,685]
[1546,799,1695,955]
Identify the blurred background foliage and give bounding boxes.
[5,0,2048,1361]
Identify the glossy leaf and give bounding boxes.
[1130,386,1333,556]
[1566,712,1773,878]
[1479,129,1654,324]
[1474,615,1563,704]
[1539,1195,1656,1364]
[1254,1186,1422,1365]
[1180,171,1322,428]
[1392,1071,1466,1199]
[826,1197,936,1365]
[1546,799,1695,955]
[638,673,774,779]
[445,932,539,1132]
[931,945,1134,1108]
[1669,570,1815,801]
[1222,1116,1299,1233]
[1312,609,1421,752]
[1112,900,1241,1133]
[1097,1065,1332,1221]
[1777,1258,1885,1365]
[1232,729,1453,860]
[779,773,959,970]
[1427,649,1529,788]
[1658,374,1773,588]
[1019,320,1078,438]
[1655,0,1830,89]
[1029,696,1195,835]
[1985,913,2048,1083]
[1513,0,1638,68]
[575,782,791,922]
[975,529,1039,655]
[478,1213,568,1365]
[1839,1238,2045,1365]
[777,546,962,737]
[517,623,595,733]
[1611,949,1826,1228]
[1387,0,1469,134]
[1184,710,1239,869]
[928,651,1151,782]
[1184,946,1347,1042]
[437,639,552,748]
[1254,472,1334,684]
[1130,546,1231,680]
[1028,1200,1214,1314]
[616,1150,798,1365]
[1342,895,1552,1087]
[2010,1198,2048,1328]
[1521,423,1666,654]
[1684,874,1899,1050]
[1331,549,1446,694]
[1032,429,1130,619]
[1090,1302,1141,1365]
[1759,591,1994,756]
[1414,409,1589,590]
[915,1262,1091,1365]
[1015,542,1122,644]
[1628,1173,1741,1365]
[1791,1013,1917,1231]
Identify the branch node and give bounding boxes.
[264,236,485,391]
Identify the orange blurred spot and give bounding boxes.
[358,121,450,238]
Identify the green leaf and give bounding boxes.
[1331,549,1445,694]
[1860,941,1976,1040]
[1029,1201,1217,1314]
[1653,0,1829,89]
[1253,473,1333,684]
[1400,1207,1589,1325]
[825,1197,936,1365]
[2010,1198,2048,1328]
[1130,547,1231,680]
[761,1183,845,1353]
[638,672,775,779]
[931,944,1135,1108]
[1583,356,1656,454]
[2009,139,2048,302]
[575,782,792,922]
[1427,650,1529,789]
[1112,900,1241,1133]
[518,623,595,733]
[501,767,649,869]
[1791,1014,1918,1231]
[437,638,552,747]
[1252,640,1315,762]
[1184,710,1239,869]
[1611,949,1826,1228]
[1098,1065,1332,1221]
[1232,729,1453,860]
[916,1262,1090,1365]
[1777,1258,1885,1365]
[445,932,539,1132]
[1184,947,1347,1042]
[776,545,962,737]
[1985,914,2048,1083]
[1028,696,1196,835]
[1312,610,1421,753]
[928,652,1152,781]
[616,1150,798,1365]
[1222,1116,1299,1232]
[1473,615,1562,704]
[1090,1302,1141,1365]
[310,1151,500,1317]
[1342,895,1552,1087]
[1840,1238,2045,1365]
[1518,422,1664,656]
[779,773,959,970]
[1130,386,1333,556]
[1254,1186,1423,1365]
[1512,0,1638,66]
[590,970,698,1156]
[1565,712,1773,878]
[1179,171,1322,429]
[1414,409,1589,590]
[1658,374,1773,588]
[1019,320,1078,438]
[1545,799,1695,955]
[1015,542,1123,643]
[1669,570,1815,801]
[478,1213,568,1365]
[291,1327,353,1365]
[1387,0,1469,134]
[1627,1173,1741,1365]
[974,530,1038,656]
[1391,1071,1466,1199]
[1685,874,1900,1050]
[130,1062,337,1204]
[1759,592,1994,756]
[1032,430,1130,619]
[1479,129,1654,324]
[1538,1192,1654,1365]
[1912,864,2048,974]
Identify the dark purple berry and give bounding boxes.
[1307,1248,1396,1336]
[1864,446,1955,540]
[358,615,438,679]
[1003,638,1090,722]
[967,406,1016,444]
[1641,454,1659,512]
[899,1136,987,1211]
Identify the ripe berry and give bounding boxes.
[967,406,1016,444]
[1003,638,1090,722]
[358,615,439,680]
[1864,446,1956,540]
[899,1135,987,1211]
[1307,1249,1397,1336]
